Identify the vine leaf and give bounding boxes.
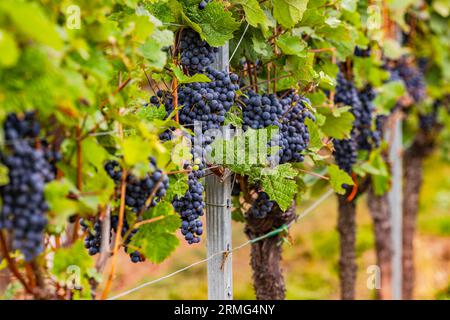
[129,201,180,263]
[0,30,19,67]
[0,163,9,186]
[373,80,406,113]
[367,149,390,196]
[139,29,174,71]
[0,1,63,49]
[52,240,94,298]
[166,174,189,199]
[273,0,309,29]
[170,64,211,84]
[137,104,167,121]
[317,106,355,139]
[261,164,298,211]
[305,118,323,151]
[328,164,354,194]
[232,0,268,29]
[277,33,307,56]
[177,0,240,46]
[122,136,153,167]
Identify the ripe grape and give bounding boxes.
[104,158,169,213]
[179,29,218,74]
[0,112,57,261]
[247,192,274,219]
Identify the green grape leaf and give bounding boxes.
[45,179,79,226]
[277,34,307,56]
[305,118,323,151]
[122,136,153,167]
[178,0,240,47]
[341,0,357,12]
[129,202,180,263]
[146,1,177,23]
[140,29,174,71]
[224,107,243,127]
[373,80,406,112]
[382,38,408,60]
[328,164,354,194]
[166,174,189,199]
[170,64,211,84]
[52,240,94,280]
[252,35,273,58]
[273,0,309,29]
[317,107,355,139]
[368,149,390,195]
[82,137,109,170]
[0,163,9,186]
[0,30,19,67]
[125,14,155,43]
[137,104,167,121]
[0,1,63,49]
[261,164,298,211]
[233,0,267,28]
[286,53,316,81]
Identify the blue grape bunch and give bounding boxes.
[179,29,218,74]
[0,112,57,261]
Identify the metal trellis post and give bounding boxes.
[205,43,233,300]
[387,112,403,300]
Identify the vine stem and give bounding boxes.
[0,232,34,295]
[72,126,83,243]
[297,168,329,180]
[100,167,127,300]
[121,215,167,246]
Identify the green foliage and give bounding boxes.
[177,0,240,46]
[373,81,406,113]
[52,240,95,298]
[260,164,298,211]
[273,0,309,29]
[129,201,181,263]
[328,164,354,194]
[317,107,355,139]
[232,0,268,29]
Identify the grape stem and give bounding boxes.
[121,215,168,247]
[100,167,127,300]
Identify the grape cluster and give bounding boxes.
[0,113,56,261]
[247,192,274,219]
[111,215,144,263]
[87,158,169,262]
[278,92,313,163]
[149,68,238,245]
[392,59,426,103]
[356,85,379,151]
[332,73,362,172]
[104,159,169,213]
[354,46,371,57]
[81,215,144,263]
[419,100,440,132]
[173,168,205,244]
[150,68,239,133]
[333,138,357,174]
[240,90,313,164]
[198,0,212,10]
[231,180,241,196]
[81,218,102,256]
[241,91,283,130]
[179,29,218,74]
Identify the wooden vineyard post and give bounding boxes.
[386,112,403,300]
[205,43,233,300]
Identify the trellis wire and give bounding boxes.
[106,188,333,300]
